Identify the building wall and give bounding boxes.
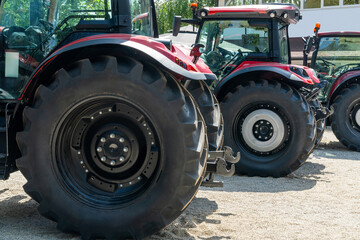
[290,6,360,37]
[221,0,360,38]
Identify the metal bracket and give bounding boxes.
[208,146,241,164]
[206,146,240,177]
[201,146,240,188]
[313,105,334,122]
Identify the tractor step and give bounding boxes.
[0,154,9,180]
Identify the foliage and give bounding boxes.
[0,0,108,29]
[155,0,217,34]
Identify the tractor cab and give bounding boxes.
[0,0,156,99]
[174,4,301,79]
[305,29,360,102]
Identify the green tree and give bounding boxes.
[155,0,217,34]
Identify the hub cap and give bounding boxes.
[242,109,285,152]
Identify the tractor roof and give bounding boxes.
[199,4,301,25]
[318,31,360,37]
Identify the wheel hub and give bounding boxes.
[253,120,274,141]
[241,109,286,153]
[57,98,160,200]
[95,130,132,168]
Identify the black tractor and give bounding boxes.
[0,0,239,239]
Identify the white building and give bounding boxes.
[219,0,360,37]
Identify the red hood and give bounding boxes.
[172,44,213,75]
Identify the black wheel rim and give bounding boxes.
[53,96,161,208]
[233,102,291,158]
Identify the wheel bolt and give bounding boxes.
[120,156,125,162]
[110,133,115,139]
[119,137,125,143]
[101,156,106,162]
[100,137,106,143]
[97,147,103,152]
[110,160,116,166]
[123,147,129,152]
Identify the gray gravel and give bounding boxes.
[1,128,359,240]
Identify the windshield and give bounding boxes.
[197,19,270,78]
[130,0,153,36]
[314,36,360,100]
[278,23,289,64]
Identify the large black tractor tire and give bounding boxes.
[310,98,326,149]
[186,80,224,151]
[16,56,207,239]
[221,80,315,177]
[331,83,360,151]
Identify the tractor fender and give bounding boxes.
[214,66,306,101]
[19,35,216,102]
[328,70,360,105]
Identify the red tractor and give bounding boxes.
[303,26,360,151]
[173,4,332,177]
[0,0,239,239]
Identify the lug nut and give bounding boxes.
[119,137,125,143]
[123,147,129,153]
[100,137,106,143]
[120,156,125,162]
[101,156,107,162]
[110,160,116,166]
[97,147,103,152]
[110,133,115,138]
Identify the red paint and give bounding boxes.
[318,31,360,37]
[20,34,213,100]
[219,61,318,85]
[329,70,360,99]
[206,4,297,15]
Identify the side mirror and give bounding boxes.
[173,16,182,37]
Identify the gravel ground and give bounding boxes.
[1,128,359,240]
